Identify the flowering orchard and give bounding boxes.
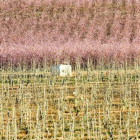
[0,0,140,67]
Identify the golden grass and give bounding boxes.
[0,67,140,139]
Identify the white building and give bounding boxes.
[51,65,72,76]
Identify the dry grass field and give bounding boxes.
[0,63,140,140]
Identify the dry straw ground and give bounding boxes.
[0,62,140,139]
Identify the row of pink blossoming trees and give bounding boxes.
[0,0,140,68]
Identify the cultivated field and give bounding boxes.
[1,0,140,139]
[0,62,140,139]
